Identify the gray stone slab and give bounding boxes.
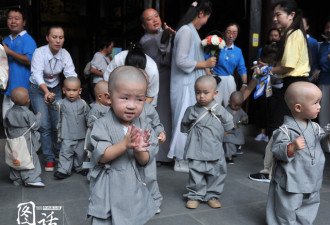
[62,199,91,225]
[190,203,267,225]
[147,214,203,225]
[23,180,89,204]
[0,207,19,225]
[0,185,22,209]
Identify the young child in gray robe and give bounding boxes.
[87,66,158,225]
[4,87,44,187]
[48,77,90,179]
[139,102,166,210]
[181,75,234,209]
[267,82,329,225]
[85,80,110,154]
[223,91,248,164]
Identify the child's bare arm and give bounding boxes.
[99,125,140,163]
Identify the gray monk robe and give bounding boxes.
[140,31,173,162]
[4,105,42,184]
[267,116,330,225]
[223,106,248,158]
[87,109,158,225]
[181,100,234,201]
[52,98,90,174]
[139,102,164,207]
[85,103,110,151]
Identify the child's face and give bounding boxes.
[110,81,146,126]
[228,97,243,111]
[297,88,322,120]
[195,81,217,107]
[62,81,82,102]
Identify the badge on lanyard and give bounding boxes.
[49,74,54,79]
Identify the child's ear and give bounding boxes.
[79,88,82,95]
[294,103,302,113]
[214,90,218,97]
[62,87,65,94]
[104,92,111,105]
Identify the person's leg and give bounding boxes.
[224,142,236,163]
[91,217,112,225]
[185,160,207,202]
[20,148,42,184]
[223,75,237,108]
[29,83,55,164]
[73,139,86,172]
[205,158,226,202]
[49,85,62,158]
[296,191,320,225]
[267,181,303,225]
[2,95,14,119]
[57,139,75,175]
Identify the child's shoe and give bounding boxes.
[79,169,89,176]
[174,160,189,173]
[226,158,234,164]
[26,181,45,187]
[54,171,69,179]
[186,200,200,209]
[207,198,221,208]
[45,161,54,172]
[254,133,265,141]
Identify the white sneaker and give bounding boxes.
[174,160,189,173]
[26,181,45,187]
[156,209,161,214]
[263,135,269,142]
[254,133,265,141]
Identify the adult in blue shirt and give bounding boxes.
[303,17,319,76]
[206,23,247,107]
[315,18,330,128]
[2,8,37,119]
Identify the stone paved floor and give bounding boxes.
[1,126,330,225]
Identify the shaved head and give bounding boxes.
[285,81,321,110]
[108,66,148,94]
[11,87,29,106]
[64,76,81,88]
[230,91,244,102]
[94,80,108,96]
[195,75,217,91]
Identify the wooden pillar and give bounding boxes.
[248,0,262,67]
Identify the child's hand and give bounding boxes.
[123,124,140,150]
[292,136,305,152]
[233,123,238,129]
[241,117,247,122]
[133,129,151,152]
[158,132,166,144]
[37,112,41,115]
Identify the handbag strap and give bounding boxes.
[185,103,221,135]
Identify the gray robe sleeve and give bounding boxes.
[271,127,295,163]
[144,103,164,135]
[181,106,194,134]
[219,106,234,131]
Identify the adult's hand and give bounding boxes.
[163,22,176,34]
[205,57,217,68]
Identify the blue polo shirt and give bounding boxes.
[205,44,247,77]
[317,41,330,85]
[308,35,319,75]
[3,31,37,96]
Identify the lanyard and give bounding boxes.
[48,58,58,79]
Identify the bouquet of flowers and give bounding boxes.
[201,35,225,73]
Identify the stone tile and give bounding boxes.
[0,207,19,225]
[147,214,202,225]
[23,180,89,204]
[190,203,267,225]
[62,199,91,225]
[0,185,22,209]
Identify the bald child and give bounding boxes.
[223,91,248,164]
[181,75,234,209]
[49,76,90,179]
[4,87,44,187]
[84,81,110,155]
[267,82,330,225]
[87,66,159,225]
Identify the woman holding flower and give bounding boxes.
[168,0,216,173]
[205,23,247,108]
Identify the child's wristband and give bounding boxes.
[287,143,294,157]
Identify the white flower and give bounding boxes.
[211,35,220,45]
[201,39,208,46]
[219,40,226,49]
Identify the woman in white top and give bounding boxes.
[103,43,159,107]
[29,25,77,171]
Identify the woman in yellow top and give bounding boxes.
[258,0,311,116]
